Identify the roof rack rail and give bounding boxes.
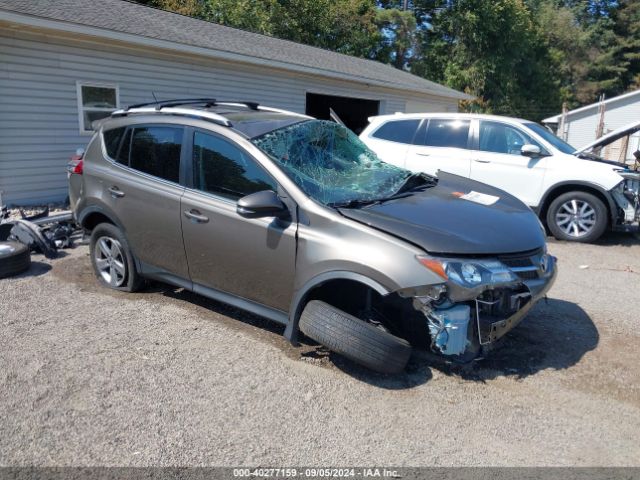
[111,106,232,127]
[213,101,260,110]
[111,99,309,128]
[124,98,218,111]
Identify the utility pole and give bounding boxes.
[595,94,606,139]
[403,0,409,10]
[558,102,568,141]
[594,94,606,156]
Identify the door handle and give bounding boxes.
[416,152,430,157]
[108,186,125,198]
[473,159,491,163]
[183,209,209,223]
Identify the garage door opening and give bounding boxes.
[305,93,380,134]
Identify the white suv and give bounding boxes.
[360,113,640,242]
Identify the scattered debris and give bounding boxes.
[0,192,79,260]
[7,219,58,259]
[579,265,590,269]
[19,206,50,222]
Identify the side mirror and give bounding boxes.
[237,190,289,219]
[521,144,541,158]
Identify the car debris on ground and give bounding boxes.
[0,192,80,278]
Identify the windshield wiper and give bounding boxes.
[394,172,438,194]
[329,192,414,209]
[329,173,438,209]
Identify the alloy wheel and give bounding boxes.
[94,236,127,287]
[555,199,596,238]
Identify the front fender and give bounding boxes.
[283,271,392,345]
[537,181,618,226]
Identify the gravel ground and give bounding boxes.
[0,233,639,467]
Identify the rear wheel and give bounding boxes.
[546,191,607,242]
[299,300,412,374]
[89,223,143,292]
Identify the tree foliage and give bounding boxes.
[137,0,640,121]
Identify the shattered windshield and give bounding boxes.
[251,120,417,206]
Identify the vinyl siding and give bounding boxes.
[565,94,640,159]
[404,99,459,113]
[0,27,457,205]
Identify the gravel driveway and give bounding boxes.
[1,234,639,466]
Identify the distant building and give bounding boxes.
[0,0,470,205]
[543,89,640,162]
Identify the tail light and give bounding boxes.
[67,148,85,175]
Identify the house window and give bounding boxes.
[76,82,119,134]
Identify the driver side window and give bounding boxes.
[479,121,541,155]
[193,131,277,200]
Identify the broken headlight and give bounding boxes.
[416,256,519,288]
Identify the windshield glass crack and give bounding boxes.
[252,120,434,206]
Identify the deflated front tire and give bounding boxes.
[299,300,412,374]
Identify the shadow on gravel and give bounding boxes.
[548,231,640,248]
[52,255,598,388]
[327,351,433,389]
[162,287,434,389]
[430,298,599,381]
[160,286,434,389]
[160,287,287,337]
[15,261,52,278]
[595,232,640,247]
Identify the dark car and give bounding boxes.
[68,99,557,374]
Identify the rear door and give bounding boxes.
[404,118,473,177]
[180,128,297,312]
[101,124,189,279]
[362,118,421,167]
[470,120,547,207]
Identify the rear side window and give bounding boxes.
[128,126,183,183]
[193,130,276,200]
[371,119,420,144]
[416,119,470,149]
[103,127,125,159]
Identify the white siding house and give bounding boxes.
[0,0,469,205]
[543,90,640,161]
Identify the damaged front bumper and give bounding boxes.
[398,249,557,360]
[611,172,640,232]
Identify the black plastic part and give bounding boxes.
[8,220,58,259]
[0,223,13,242]
[236,190,289,219]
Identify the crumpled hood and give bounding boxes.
[573,154,630,168]
[575,120,640,155]
[338,172,546,255]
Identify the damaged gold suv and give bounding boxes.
[69,99,557,374]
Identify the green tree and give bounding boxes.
[534,1,594,106]
[612,0,640,90]
[201,0,380,58]
[374,8,419,69]
[416,0,559,120]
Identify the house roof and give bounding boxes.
[543,89,640,124]
[0,0,471,101]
